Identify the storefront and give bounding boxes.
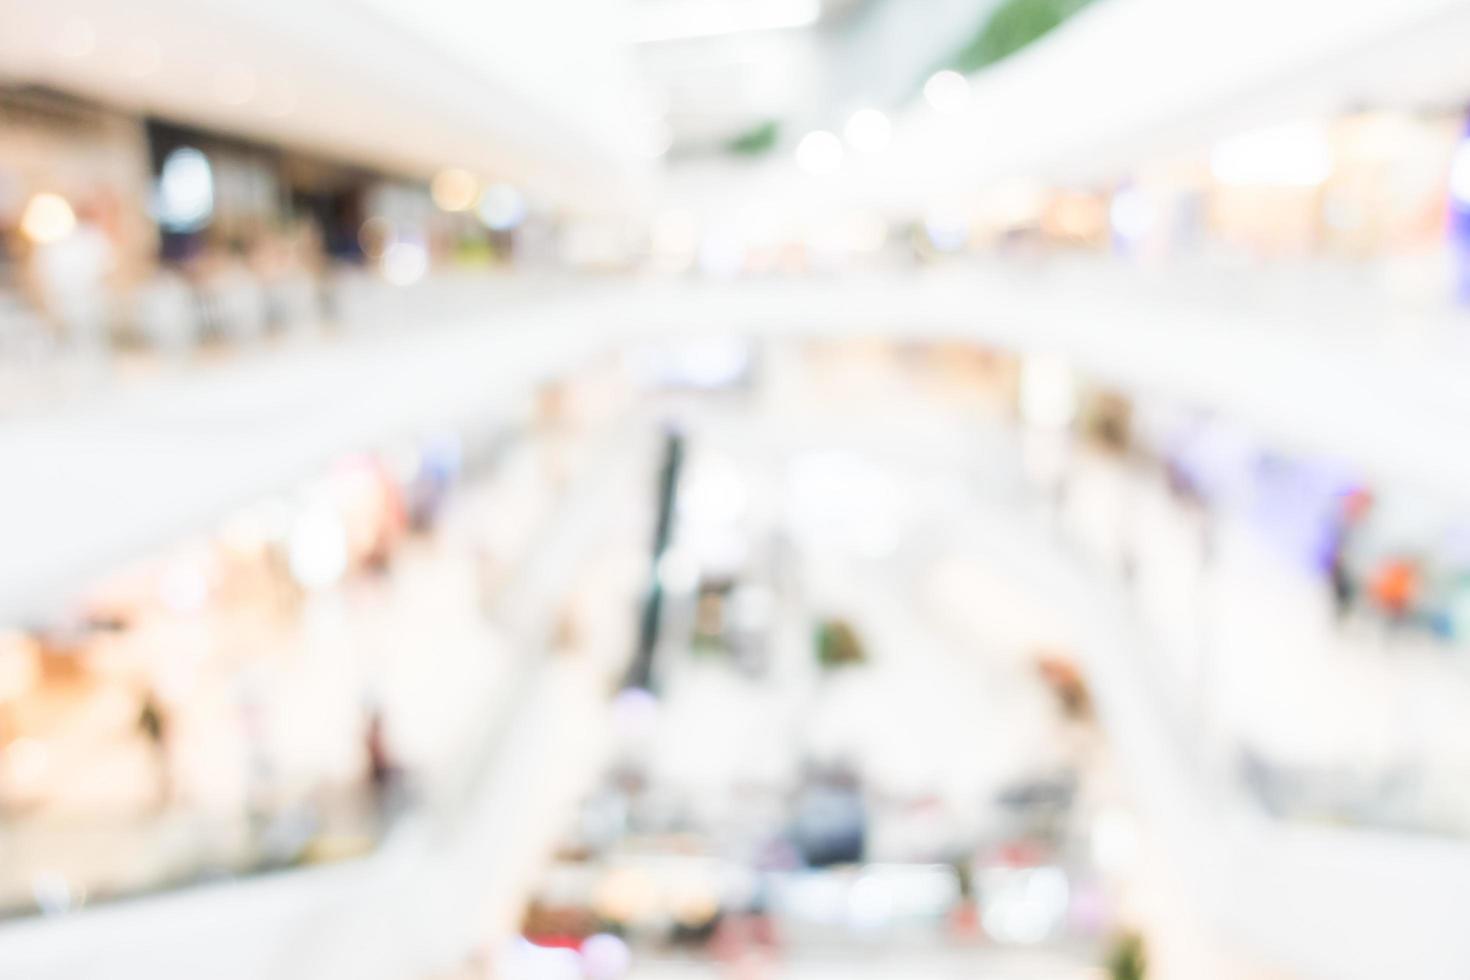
[0,86,154,343]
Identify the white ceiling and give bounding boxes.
[0,0,654,211]
[631,0,985,154]
[3,0,1467,218]
[656,0,1470,221]
[883,0,1470,190]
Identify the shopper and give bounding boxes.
[364,708,399,813]
[1370,556,1420,627]
[137,689,172,809]
[1324,488,1372,624]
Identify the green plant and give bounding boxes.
[815,619,866,668]
[726,119,782,157]
[1106,931,1147,980]
[943,0,1098,75]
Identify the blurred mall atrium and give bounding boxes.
[2,0,1470,978]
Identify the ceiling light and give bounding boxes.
[431,168,479,212]
[20,193,76,244]
[844,108,891,154]
[924,70,970,114]
[795,130,843,177]
[477,184,527,231]
[156,147,214,231]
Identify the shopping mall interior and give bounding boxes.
[2,1,1470,977]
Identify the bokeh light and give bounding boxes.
[477,183,527,231]
[19,192,76,244]
[923,70,970,114]
[796,130,844,176]
[844,108,892,154]
[431,168,479,212]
